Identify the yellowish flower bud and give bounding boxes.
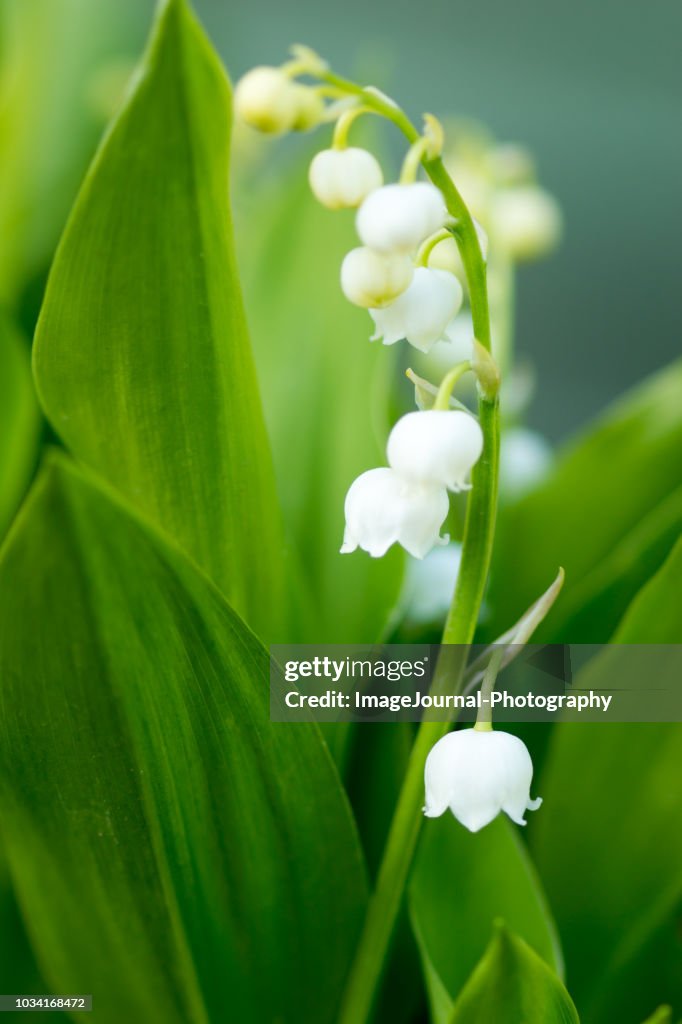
[340,247,413,308]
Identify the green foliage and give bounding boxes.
[447,924,579,1024]
[0,317,40,539]
[410,815,562,1022]
[33,0,285,641]
[532,540,682,1022]
[487,360,682,642]
[235,145,404,643]
[0,455,367,1024]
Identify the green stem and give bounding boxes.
[331,80,500,1024]
[474,645,505,730]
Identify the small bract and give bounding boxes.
[356,182,448,252]
[387,410,483,492]
[369,268,463,353]
[341,468,449,559]
[340,247,413,308]
[309,148,384,209]
[424,728,542,832]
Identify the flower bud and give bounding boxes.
[289,84,325,131]
[309,148,384,210]
[491,185,562,261]
[340,247,413,308]
[341,468,449,559]
[356,182,448,252]
[233,66,300,134]
[369,267,463,353]
[424,728,542,832]
[387,410,483,492]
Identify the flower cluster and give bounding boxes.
[341,409,483,559]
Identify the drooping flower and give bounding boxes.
[234,67,322,133]
[490,185,562,261]
[369,268,463,353]
[309,147,384,209]
[387,410,483,492]
[340,247,413,308]
[423,728,542,832]
[340,468,449,559]
[356,182,448,252]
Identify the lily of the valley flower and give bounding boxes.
[491,185,562,261]
[234,66,322,134]
[423,728,542,832]
[340,247,413,308]
[356,182,448,252]
[340,468,449,559]
[309,147,384,209]
[369,267,463,352]
[387,410,484,492]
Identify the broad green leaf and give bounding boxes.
[235,146,403,642]
[0,0,148,306]
[33,0,285,641]
[642,1009,673,1024]
[486,360,682,642]
[0,454,367,1024]
[410,814,563,1023]
[0,316,40,539]
[448,924,579,1024]
[532,540,682,1021]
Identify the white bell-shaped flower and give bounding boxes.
[340,247,413,308]
[309,148,384,209]
[387,410,483,492]
[356,182,448,252]
[491,185,562,261]
[369,268,463,353]
[423,728,542,832]
[340,468,449,559]
[234,68,322,134]
[233,67,300,134]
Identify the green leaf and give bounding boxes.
[532,541,682,1022]
[236,147,403,643]
[486,360,682,642]
[410,815,563,1023]
[0,0,147,306]
[0,316,40,539]
[447,923,579,1024]
[33,0,285,640]
[641,1008,673,1024]
[0,454,367,1024]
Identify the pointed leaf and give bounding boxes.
[448,924,579,1024]
[410,815,563,1022]
[33,0,284,639]
[0,455,367,1023]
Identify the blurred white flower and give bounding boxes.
[499,427,553,499]
[442,314,475,363]
[491,185,562,261]
[309,147,383,209]
[424,728,542,832]
[387,410,483,492]
[356,182,448,252]
[234,67,322,133]
[369,268,463,353]
[340,247,413,308]
[404,543,462,623]
[341,468,449,559]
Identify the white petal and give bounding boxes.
[356,183,448,252]
[309,148,383,209]
[340,247,413,308]
[369,268,463,353]
[387,410,483,492]
[341,468,448,560]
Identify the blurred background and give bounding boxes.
[2,0,679,441]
